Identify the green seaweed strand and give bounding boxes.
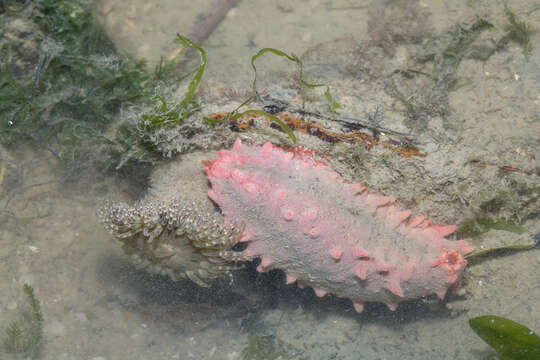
[174,33,207,113]
[250,47,340,111]
[466,233,539,264]
[139,34,207,133]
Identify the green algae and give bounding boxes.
[0,0,212,170]
[419,17,495,70]
[457,217,527,239]
[137,34,207,134]
[389,7,533,129]
[2,284,44,358]
[504,5,533,58]
[470,315,540,360]
[465,240,539,265]
[251,48,314,100]
[241,335,306,360]
[0,0,157,169]
[250,47,341,112]
[383,15,496,129]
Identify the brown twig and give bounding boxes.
[188,0,241,44]
[206,111,425,158]
[469,160,540,177]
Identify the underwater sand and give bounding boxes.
[1,0,539,359]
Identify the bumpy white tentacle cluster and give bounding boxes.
[97,199,248,287]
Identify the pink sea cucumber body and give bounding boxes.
[206,139,474,312]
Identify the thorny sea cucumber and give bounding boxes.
[205,139,475,312]
[99,139,475,312]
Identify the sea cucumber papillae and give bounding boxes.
[100,139,475,312]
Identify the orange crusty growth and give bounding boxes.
[205,139,474,312]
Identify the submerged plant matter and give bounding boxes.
[138,34,206,134]
[2,284,44,358]
[0,0,158,169]
[504,5,533,57]
[241,335,305,360]
[457,217,527,238]
[470,315,540,360]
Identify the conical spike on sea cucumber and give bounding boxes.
[285,274,297,284]
[355,264,367,280]
[329,247,343,261]
[262,142,273,154]
[390,209,412,228]
[314,288,327,298]
[207,189,219,202]
[387,279,404,297]
[281,208,295,221]
[306,227,320,238]
[433,225,457,237]
[353,302,365,313]
[208,163,230,178]
[376,264,391,274]
[407,215,425,228]
[352,247,370,259]
[232,138,243,152]
[367,195,395,211]
[418,220,431,229]
[257,257,273,272]
[348,183,367,195]
[436,288,447,300]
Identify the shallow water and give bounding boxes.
[1,1,540,359]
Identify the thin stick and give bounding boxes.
[188,0,241,44]
[8,53,47,126]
